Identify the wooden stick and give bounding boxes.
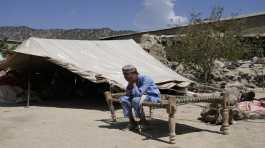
[104,91,117,122]
[26,56,32,108]
[149,106,153,119]
[220,90,229,135]
[167,96,177,144]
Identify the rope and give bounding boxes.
[193,82,224,92]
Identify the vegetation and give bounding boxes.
[0,37,9,57]
[0,37,8,49]
[172,6,251,82]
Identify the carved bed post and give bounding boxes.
[149,106,153,119]
[220,90,230,135]
[104,91,117,122]
[167,96,177,144]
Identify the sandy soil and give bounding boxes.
[0,102,264,148]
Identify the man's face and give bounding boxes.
[124,72,138,83]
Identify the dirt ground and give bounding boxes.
[0,102,264,148]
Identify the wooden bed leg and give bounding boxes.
[220,90,229,135]
[104,91,117,122]
[229,108,234,125]
[167,97,177,144]
[149,106,153,119]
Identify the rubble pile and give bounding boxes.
[210,58,265,89]
[138,34,265,122]
[170,58,265,90]
[139,34,169,64]
[185,58,265,122]
[199,58,265,122]
[138,34,264,90]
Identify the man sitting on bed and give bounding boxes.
[119,65,160,130]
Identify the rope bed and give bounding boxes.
[104,89,232,144]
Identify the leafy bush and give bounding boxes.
[172,7,250,82]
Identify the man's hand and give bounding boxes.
[126,82,136,96]
[128,82,137,88]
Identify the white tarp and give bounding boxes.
[14,37,190,89]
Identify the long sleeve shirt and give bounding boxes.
[126,75,160,100]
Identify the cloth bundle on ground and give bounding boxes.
[236,100,265,119]
[200,87,265,123]
[0,85,40,104]
[0,85,23,103]
[0,71,40,104]
[200,99,265,124]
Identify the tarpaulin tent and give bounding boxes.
[0,37,191,105]
[5,37,190,88]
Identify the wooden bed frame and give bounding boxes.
[103,91,231,144]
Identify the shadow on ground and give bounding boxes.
[0,97,121,111]
[98,118,221,144]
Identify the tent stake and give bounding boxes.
[26,56,32,108]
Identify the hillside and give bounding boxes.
[0,26,135,41]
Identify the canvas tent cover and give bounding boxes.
[9,37,190,89]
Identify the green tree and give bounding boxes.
[0,37,9,57]
[173,7,250,82]
[0,37,8,49]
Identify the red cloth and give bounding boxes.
[238,100,265,115]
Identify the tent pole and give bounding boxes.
[26,56,32,108]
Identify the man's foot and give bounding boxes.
[126,122,137,131]
[139,119,150,125]
[138,119,150,131]
[126,116,137,131]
